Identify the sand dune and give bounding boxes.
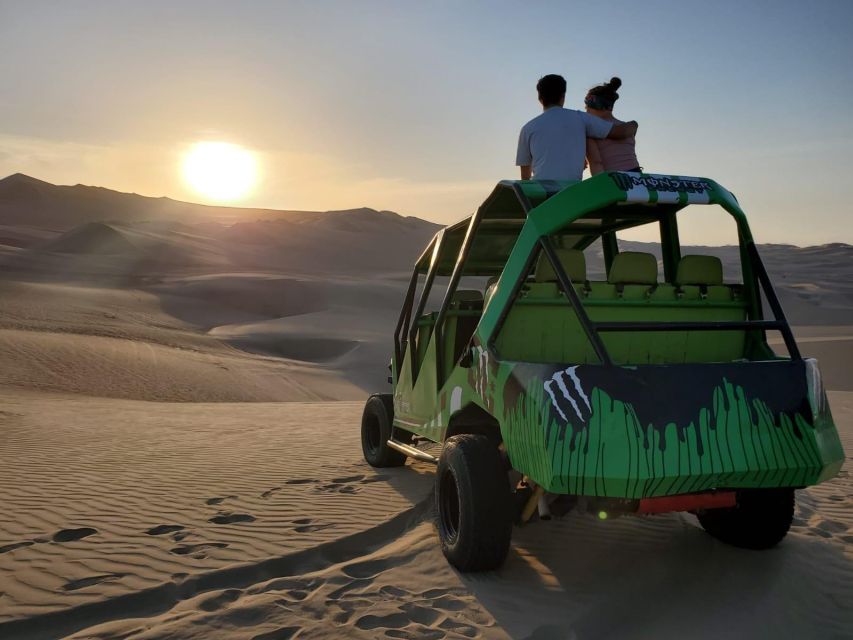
[0,391,849,640]
[769,326,853,391]
[39,223,139,255]
[152,274,331,329]
[0,175,850,639]
[0,280,362,401]
[1,175,849,404]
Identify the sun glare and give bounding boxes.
[182,141,258,202]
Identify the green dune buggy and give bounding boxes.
[361,172,844,571]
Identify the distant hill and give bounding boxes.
[0,173,443,277]
[0,173,438,233]
[39,222,138,255]
[1,173,850,325]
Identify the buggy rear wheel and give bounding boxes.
[361,394,408,467]
[436,434,512,571]
[697,488,794,550]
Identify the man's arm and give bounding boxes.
[520,165,532,180]
[607,120,638,140]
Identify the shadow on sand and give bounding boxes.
[462,509,853,640]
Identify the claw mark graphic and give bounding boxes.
[545,366,591,425]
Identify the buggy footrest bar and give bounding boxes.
[593,320,783,332]
[386,439,439,464]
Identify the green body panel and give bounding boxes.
[391,173,845,498]
[395,332,438,431]
[395,349,844,498]
[484,356,843,497]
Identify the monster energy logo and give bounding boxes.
[544,366,592,424]
[612,173,711,194]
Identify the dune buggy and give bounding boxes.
[361,172,844,571]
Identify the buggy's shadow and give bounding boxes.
[461,510,853,640]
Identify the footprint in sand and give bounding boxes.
[816,520,849,534]
[170,542,228,556]
[198,588,243,611]
[341,557,392,579]
[428,594,469,612]
[355,611,447,640]
[318,483,358,494]
[379,585,410,598]
[62,573,125,591]
[328,581,475,633]
[329,596,375,623]
[355,611,412,631]
[394,631,447,640]
[332,474,365,483]
[317,473,392,494]
[399,602,442,626]
[326,578,375,602]
[251,627,302,640]
[209,513,256,525]
[145,524,185,536]
[256,576,324,598]
[52,527,97,542]
[439,619,479,638]
[291,518,333,534]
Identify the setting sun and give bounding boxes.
[182,141,258,202]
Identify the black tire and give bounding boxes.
[697,488,795,550]
[435,434,512,571]
[361,394,407,467]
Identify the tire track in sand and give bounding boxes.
[0,497,432,640]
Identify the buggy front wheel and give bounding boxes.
[361,394,408,467]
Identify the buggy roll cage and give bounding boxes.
[393,173,801,385]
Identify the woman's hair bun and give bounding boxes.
[608,77,622,91]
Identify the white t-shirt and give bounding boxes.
[516,107,613,181]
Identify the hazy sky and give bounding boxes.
[1,0,852,244]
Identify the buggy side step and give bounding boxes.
[386,439,438,464]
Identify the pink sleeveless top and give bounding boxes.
[586,115,639,175]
